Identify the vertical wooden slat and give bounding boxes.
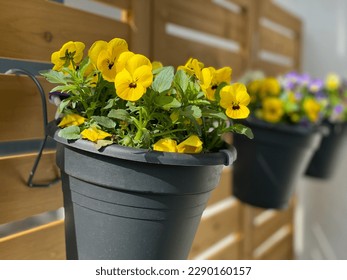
[129,0,153,57]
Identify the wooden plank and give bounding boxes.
[253,59,292,76]
[254,226,293,260]
[153,34,246,77]
[207,167,232,206]
[190,198,240,258]
[0,0,130,62]
[0,151,63,225]
[154,0,248,44]
[205,235,242,260]
[253,209,293,248]
[0,220,65,260]
[259,26,296,58]
[93,0,130,9]
[129,0,152,57]
[261,0,301,33]
[239,203,255,259]
[0,74,57,142]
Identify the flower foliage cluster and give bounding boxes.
[245,71,347,126]
[321,73,347,123]
[42,38,253,153]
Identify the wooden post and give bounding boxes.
[129,0,153,58]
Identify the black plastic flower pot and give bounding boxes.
[48,122,236,260]
[305,121,347,179]
[233,120,321,209]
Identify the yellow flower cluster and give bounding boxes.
[246,72,325,125]
[48,38,253,153]
[248,77,283,123]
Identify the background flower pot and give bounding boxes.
[305,121,347,179]
[233,120,321,209]
[48,122,236,260]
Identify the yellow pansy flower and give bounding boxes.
[290,113,300,123]
[51,51,65,71]
[153,138,177,152]
[262,97,284,123]
[58,114,85,128]
[116,51,135,73]
[259,77,281,98]
[81,127,112,142]
[114,54,153,101]
[177,135,203,153]
[206,66,232,101]
[325,73,340,91]
[178,58,204,76]
[152,61,163,71]
[96,38,129,82]
[247,80,262,102]
[219,83,250,119]
[304,98,321,123]
[51,41,85,71]
[178,58,211,91]
[88,40,108,66]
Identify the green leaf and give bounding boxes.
[108,109,131,121]
[232,124,254,139]
[155,95,181,110]
[51,85,76,93]
[40,70,67,84]
[91,116,116,129]
[202,109,228,121]
[152,66,174,93]
[58,125,81,140]
[174,70,189,92]
[57,99,70,114]
[94,139,114,150]
[183,105,202,119]
[103,98,117,110]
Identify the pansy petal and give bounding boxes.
[88,40,107,65]
[216,67,232,83]
[73,42,85,63]
[116,51,135,72]
[201,67,212,90]
[177,135,203,153]
[226,105,250,119]
[219,85,235,109]
[97,49,117,82]
[153,138,177,152]
[126,54,152,74]
[133,65,153,88]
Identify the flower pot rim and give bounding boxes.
[245,117,320,135]
[47,121,236,166]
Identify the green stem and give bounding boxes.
[153,128,187,138]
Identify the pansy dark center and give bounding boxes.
[108,62,114,70]
[129,82,137,88]
[232,102,240,110]
[211,84,218,90]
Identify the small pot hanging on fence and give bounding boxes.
[232,120,321,209]
[305,121,347,179]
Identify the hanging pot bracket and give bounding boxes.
[5,68,61,187]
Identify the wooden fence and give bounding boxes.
[0,0,301,260]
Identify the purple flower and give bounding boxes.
[309,79,324,93]
[295,91,303,100]
[334,104,344,114]
[298,73,311,85]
